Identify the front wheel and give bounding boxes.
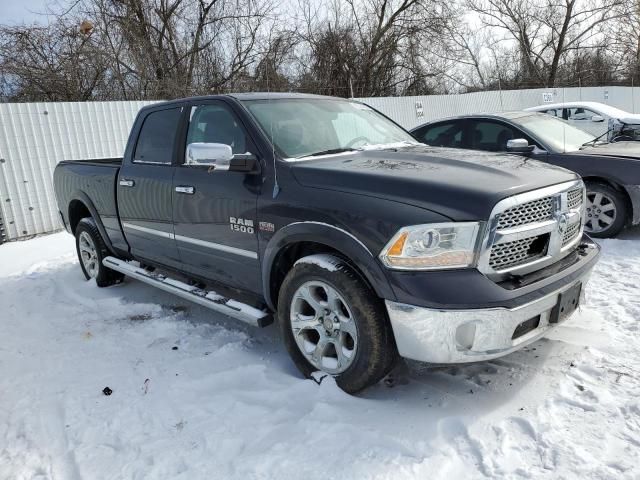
[584,182,628,238]
[277,254,397,393]
[75,217,124,287]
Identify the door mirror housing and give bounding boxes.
[186,143,233,170]
[506,138,535,153]
[591,115,605,123]
[185,143,259,173]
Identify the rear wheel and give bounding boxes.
[278,254,397,393]
[75,217,124,287]
[584,182,628,238]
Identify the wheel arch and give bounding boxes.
[262,222,396,311]
[67,191,117,254]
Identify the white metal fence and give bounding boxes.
[360,86,640,130]
[1,86,639,243]
[0,101,156,242]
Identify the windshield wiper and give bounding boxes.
[297,148,360,159]
[581,129,611,148]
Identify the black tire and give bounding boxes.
[75,217,124,287]
[277,254,398,394]
[584,182,628,238]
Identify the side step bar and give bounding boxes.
[103,256,273,328]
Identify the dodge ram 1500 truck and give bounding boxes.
[54,93,601,393]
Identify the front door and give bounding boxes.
[118,106,182,267]
[172,101,261,292]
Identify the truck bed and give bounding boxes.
[53,157,124,250]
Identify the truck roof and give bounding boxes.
[143,92,344,111]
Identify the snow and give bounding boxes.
[294,253,340,271]
[1,229,639,479]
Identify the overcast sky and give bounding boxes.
[1,0,52,25]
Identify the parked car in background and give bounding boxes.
[525,101,640,142]
[54,94,600,393]
[411,111,640,238]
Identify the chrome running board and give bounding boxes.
[102,256,272,327]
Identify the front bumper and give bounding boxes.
[385,242,599,364]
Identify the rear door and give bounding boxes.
[172,100,261,292]
[118,105,183,267]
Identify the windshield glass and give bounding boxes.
[242,98,418,159]
[513,114,596,152]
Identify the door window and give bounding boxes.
[133,107,182,164]
[187,104,248,155]
[469,120,519,151]
[567,107,598,121]
[543,108,563,118]
[415,122,464,147]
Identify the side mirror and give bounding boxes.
[185,143,259,173]
[506,138,535,153]
[591,115,605,123]
[186,143,233,170]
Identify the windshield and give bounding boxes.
[512,114,596,152]
[242,98,418,159]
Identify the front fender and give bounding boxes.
[261,221,396,310]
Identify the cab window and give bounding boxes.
[186,104,248,155]
[133,107,182,164]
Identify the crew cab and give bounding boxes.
[54,93,600,393]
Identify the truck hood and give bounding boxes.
[290,145,578,221]
[576,141,640,160]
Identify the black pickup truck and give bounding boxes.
[54,93,600,393]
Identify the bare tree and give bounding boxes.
[607,0,640,83]
[467,0,624,87]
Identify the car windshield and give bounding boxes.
[242,98,418,159]
[512,114,596,152]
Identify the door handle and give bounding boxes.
[119,179,135,187]
[175,185,195,194]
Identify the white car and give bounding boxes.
[525,101,640,141]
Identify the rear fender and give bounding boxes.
[69,190,117,255]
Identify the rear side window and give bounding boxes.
[134,108,182,164]
[415,122,464,147]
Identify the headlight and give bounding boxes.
[379,222,482,270]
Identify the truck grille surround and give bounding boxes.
[479,181,585,280]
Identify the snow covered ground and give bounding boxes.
[1,229,639,480]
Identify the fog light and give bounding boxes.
[455,322,476,351]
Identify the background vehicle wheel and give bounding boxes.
[584,182,628,238]
[277,254,397,393]
[75,217,124,287]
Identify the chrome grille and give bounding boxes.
[567,188,583,210]
[562,221,581,247]
[489,237,546,270]
[496,197,554,229]
[479,180,585,280]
